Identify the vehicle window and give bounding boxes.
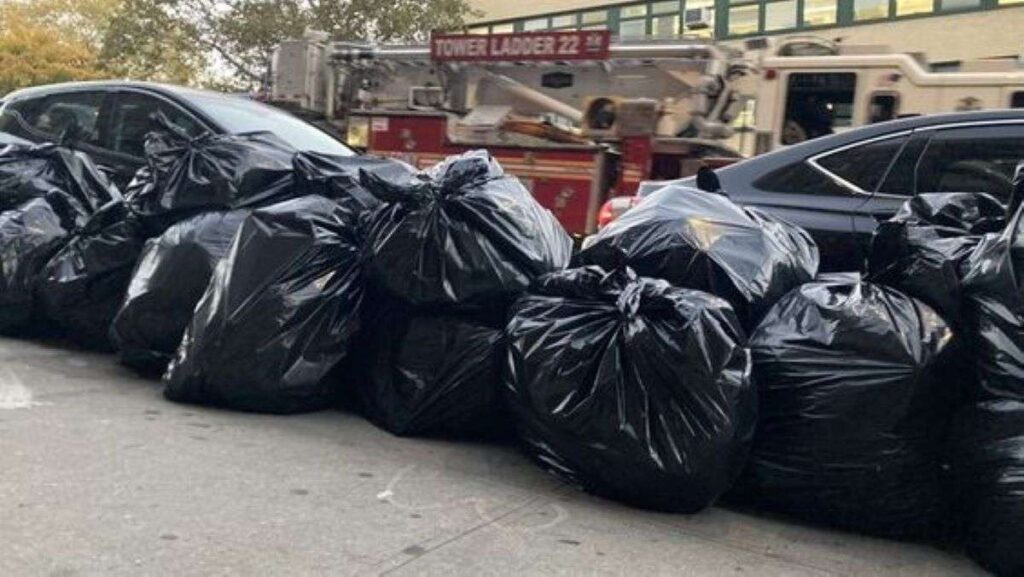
[0,98,42,139]
[28,92,105,144]
[108,92,205,158]
[916,124,1024,203]
[781,72,856,145]
[868,93,898,124]
[815,135,908,192]
[1012,92,1024,108]
[753,160,852,196]
[180,91,355,157]
[877,133,930,195]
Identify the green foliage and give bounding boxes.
[0,0,477,92]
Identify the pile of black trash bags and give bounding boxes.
[3,130,1023,575]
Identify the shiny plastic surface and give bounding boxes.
[163,195,365,414]
[363,150,572,307]
[869,192,1005,326]
[292,151,411,214]
[736,278,954,539]
[505,266,755,513]
[110,210,250,370]
[0,198,70,331]
[126,128,296,233]
[960,203,1024,402]
[37,201,146,348]
[578,185,818,329]
[356,306,507,437]
[0,143,118,217]
[950,401,1024,577]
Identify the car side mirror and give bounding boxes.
[696,166,722,193]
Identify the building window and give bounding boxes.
[802,0,837,26]
[491,23,515,34]
[652,0,681,13]
[685,0,716,37]
[765,0,798,30]
[582,10,608,24]
[619,18,648,37]
[728,4,761,35]
[467,27,489,35]
[551,14,576,28]
[853,0,889,20]
[620,4,649,18]
[523,17,549,31]
[1000,0,1024,4]
[652,14,681,36]
[896,0,932,16]
[940,0,980,8]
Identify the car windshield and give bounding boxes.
[181,91,355,157]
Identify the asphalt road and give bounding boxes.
[0,336,987,576]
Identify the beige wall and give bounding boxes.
[469,0,615,23]
[469,0,1024,63]
[811,8,1024,63]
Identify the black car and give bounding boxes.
[0,81,355,188]
[643,110,1024,271]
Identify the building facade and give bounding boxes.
[467,0,1024,63]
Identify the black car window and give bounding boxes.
[0,98,40,139]
[27,92,105,145]
[815,135,909,192]
[108,92,205,158]
[753,160,852,196]
[915,124,1024,204]
[877,133,930,195]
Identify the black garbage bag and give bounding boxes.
[125,126,296,233]
[163,194,366,414]
[868,192,1005,326]
[109,209,250,370]
[293,151,412,211]
[37,201,147,348]
[578,185,818,329]
[363,150,572,307]
[960,204,1024,402]
[735,278,954,539]
[0,143,117,215]
[949,400,1024,577]
[354,305,507,438]
[505,266,755,512]
[0,198,72,332]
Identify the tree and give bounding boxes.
[0,0,477,93]
[0,1,106,94]
[99,0,208,85]
[107,0,479,87]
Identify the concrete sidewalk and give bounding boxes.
[0,337,985,576]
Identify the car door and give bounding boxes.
[732,133,910,271]
[100,90,210,189]
[1,90,113,158]
[860,122,1024,230]
[913,123,1024,205]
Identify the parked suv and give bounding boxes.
[0,82,354,188]
[633,109,1024,271]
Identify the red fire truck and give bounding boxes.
[269,30,753,236]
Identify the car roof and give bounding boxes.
[719,108,1024,179]
[1,80,245,105]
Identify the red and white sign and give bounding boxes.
[430,31,611,63]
